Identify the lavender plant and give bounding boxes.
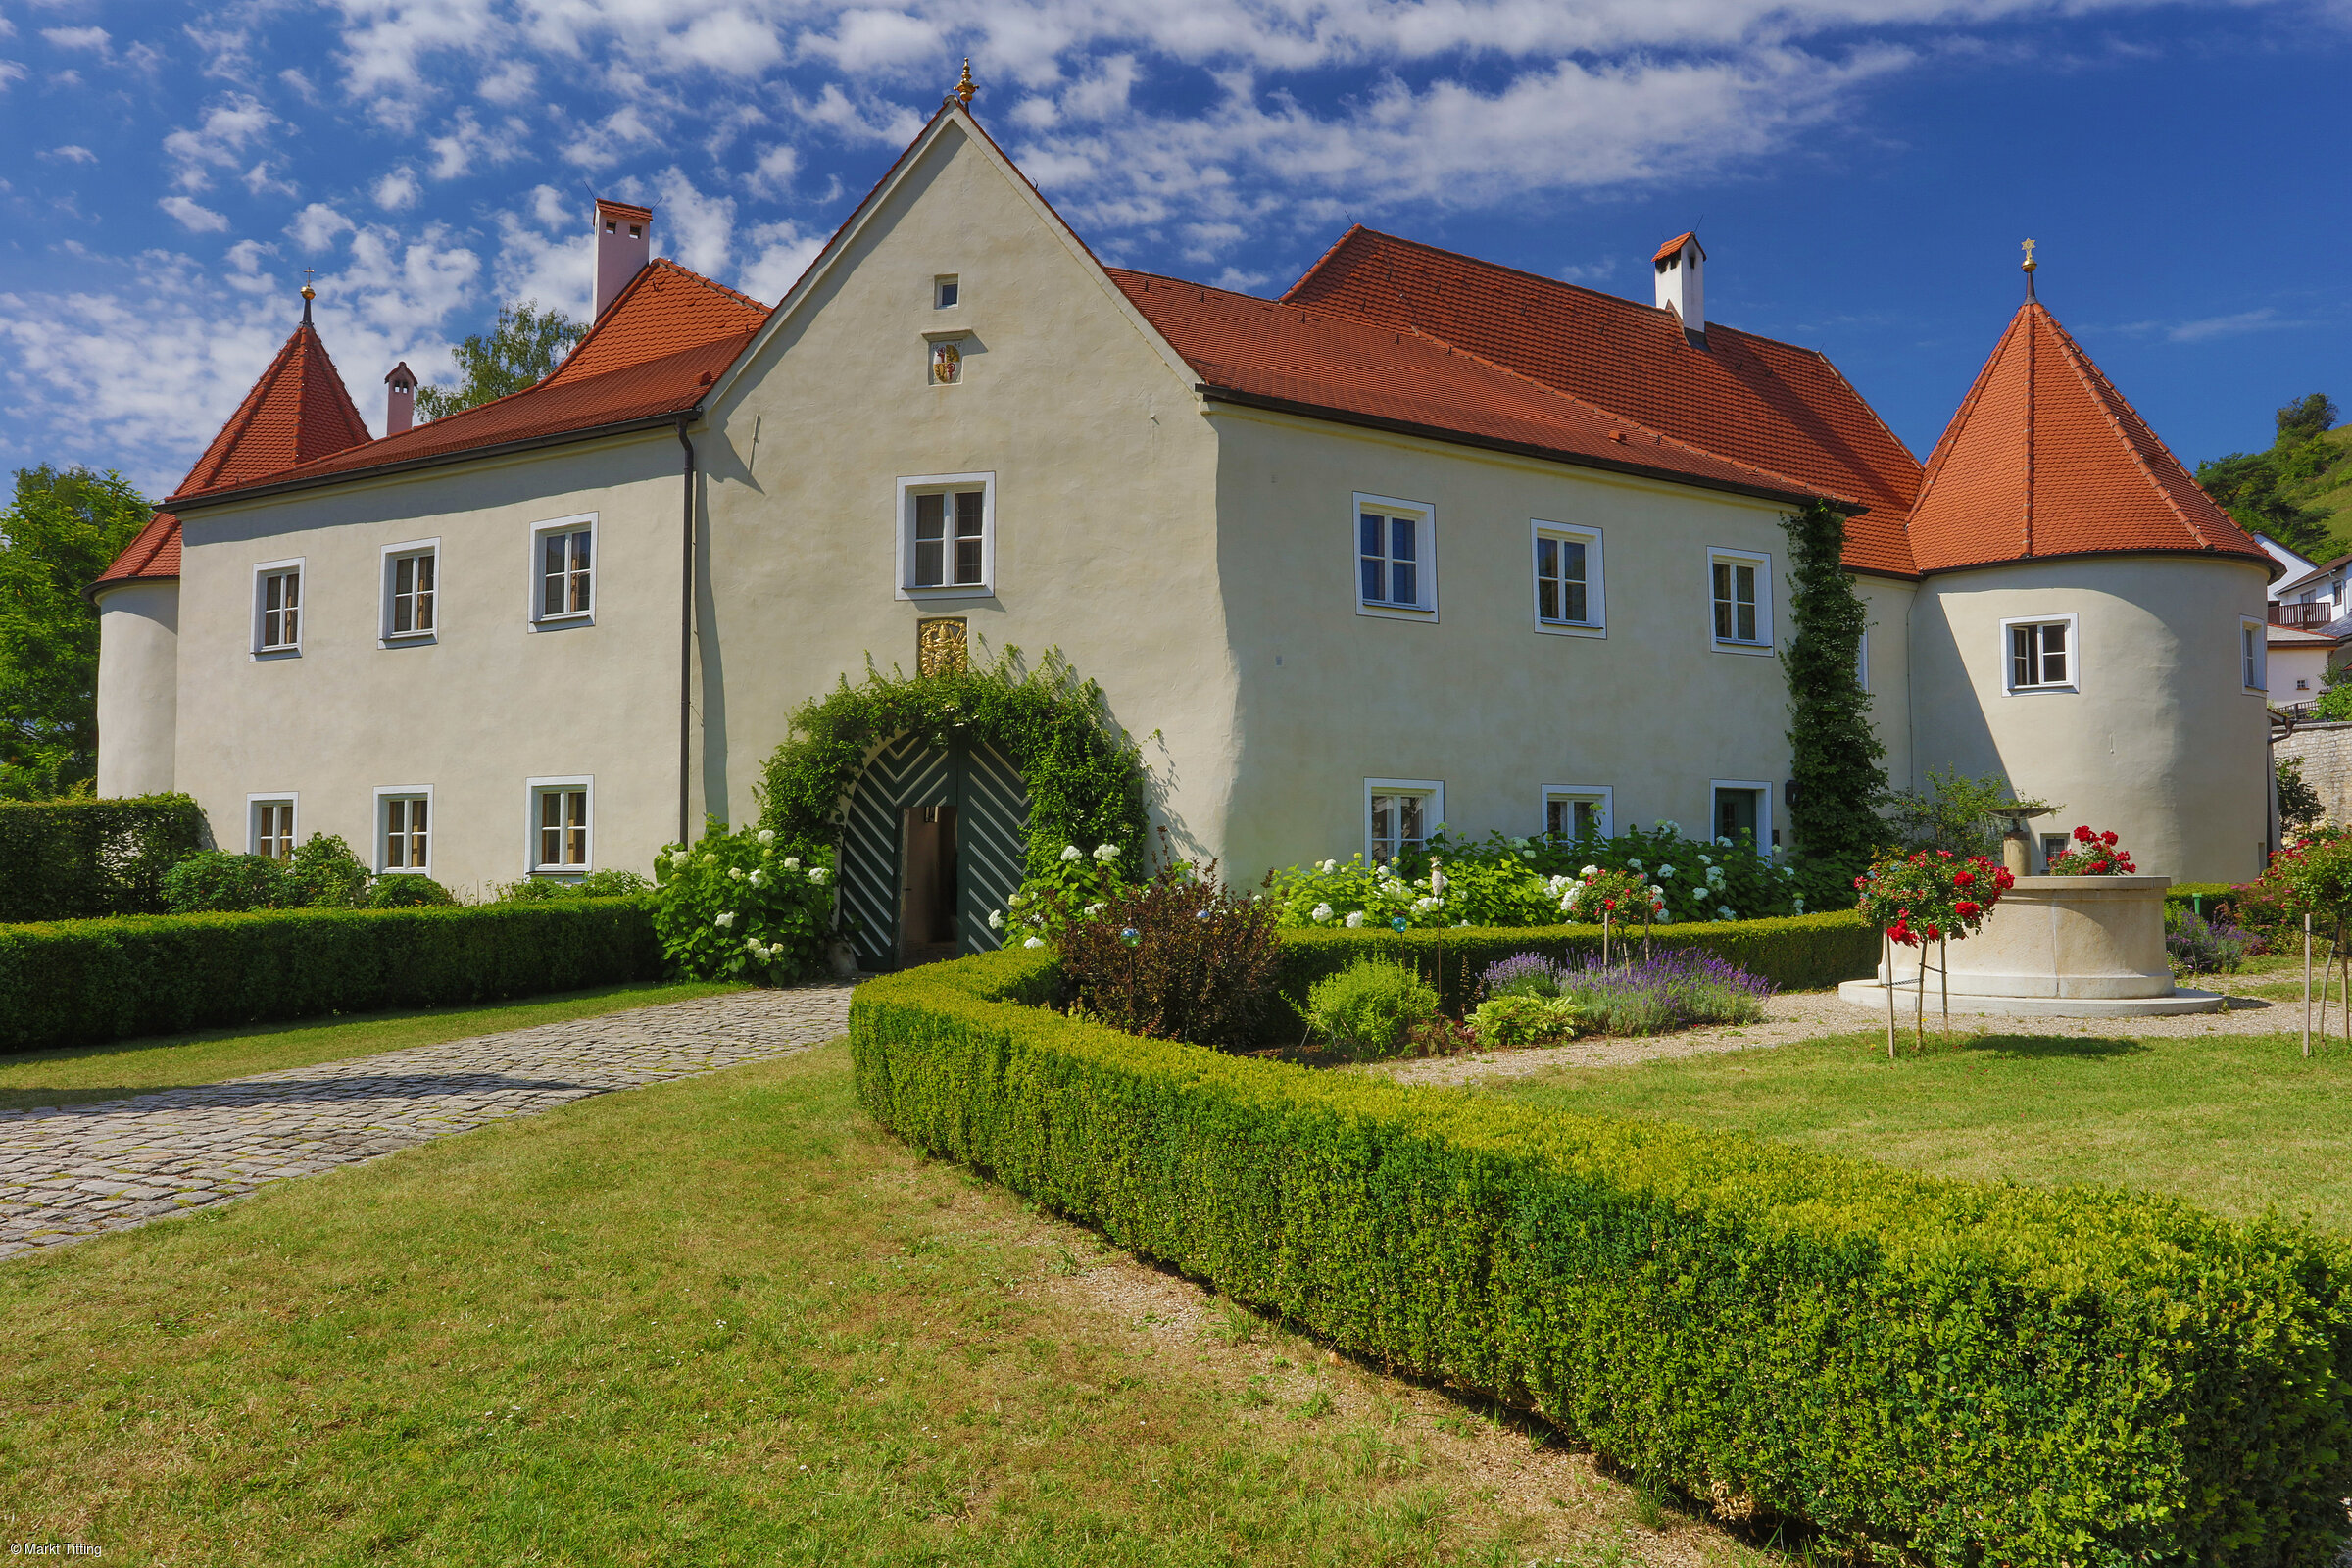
[1558,949,1775,1035]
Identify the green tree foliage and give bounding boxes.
[2278,756,2324,833]
[1779,500,1886,902]
[2195,391,2342,559]
[1879,767,2055,858]
[0,466,155,799]
[414,301,587,421]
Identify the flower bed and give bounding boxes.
[850,949,2352,1564]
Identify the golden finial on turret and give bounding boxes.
[2021,237,2037,274]
[953,57,975,108]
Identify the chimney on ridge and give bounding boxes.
[594,197,653,319]
[384,362,416,437]
[1652,232,1706,346]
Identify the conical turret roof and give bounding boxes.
[1907,298,2264,574]
[94,314,374,592]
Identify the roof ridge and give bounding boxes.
[2034,302,2228,552]
[1277,223,1369,306]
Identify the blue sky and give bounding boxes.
[0,0,2341,500]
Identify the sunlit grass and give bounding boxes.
[1486,1026,2352,1232]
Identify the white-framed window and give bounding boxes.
[375,787,432,873]
[382,539,439,642]
[934,274,960,310]
[1365,778,1441,866]
[2001,613,2078,693]
[1707,548,1771,651]
[1354,494,1437,620]
[527,776,593,872]
[1531,521,1603,636]
[1709,779,1773,849]
[896,472,995,598]
[1541,784,1613,841]
[530,514,596,624]
[248,794,297,860]
[2241,617,2268,694]
[252,559,304,654]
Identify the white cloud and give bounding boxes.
[738,220,822,305]
[662,9,784,76]
[654,167,736,277]
[241,161,298,199]
[0,61,23,91]
[478,59,535,105]
[162,93,280,193]
[424,107,524,181]
[527,184,570,230]
[2116,307,2294,344]
[157,196,231,233]
[794,82,927,145]
[801,10,944,74]
[748,143,799,198]
[287,203,358,252]
[564,104,662,171]
[278,66,318,103]
[40,25,109,55]
[41,145,95,164]
[373,168,421,212]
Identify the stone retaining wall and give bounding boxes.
[2276,721,2352,826]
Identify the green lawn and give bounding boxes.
[0,980,744,1113]
[1485,1027,2352,1233]
[0,1035,1761,1567]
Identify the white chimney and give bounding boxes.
[594,197,653,319]
[384,362,416,436]
[1652,231,1706,345]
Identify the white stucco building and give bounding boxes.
[92,101,2277,958]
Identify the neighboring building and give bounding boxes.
[93,101,2277,956]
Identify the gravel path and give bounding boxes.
[0,985,856,1259]
[1378,986,2300,1090]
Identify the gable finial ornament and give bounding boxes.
[951,57,975,109]
[299,267,318,324]
[2021,237,2036,300]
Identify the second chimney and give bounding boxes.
[1652,232,1706,346]
[385,362,416,437]
[594,197,653,319]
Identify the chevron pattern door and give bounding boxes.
[838,735,1029,969]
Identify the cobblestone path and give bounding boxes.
[0,985,856,1259]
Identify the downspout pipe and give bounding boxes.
[677,415,697,848]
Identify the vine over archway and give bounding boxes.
[758,647,1150,881]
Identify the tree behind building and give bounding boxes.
[414,302,587,421]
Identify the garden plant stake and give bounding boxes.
[1854,849,2012,1055]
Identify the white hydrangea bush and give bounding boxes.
[653,820,837,983]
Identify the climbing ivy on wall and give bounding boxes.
[1782,499,1888,903]
[757,647,1151,880]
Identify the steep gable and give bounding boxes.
[1907,299,2267,574]
[1282,227,1923,575]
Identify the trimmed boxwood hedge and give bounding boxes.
[1268,910,1877,1035]
[0,793,205,922]
[0,899,661,1053]
[852,948,2352,1564]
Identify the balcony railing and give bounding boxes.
[2269,600,2336,629]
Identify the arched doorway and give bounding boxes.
[839,734,1030,969]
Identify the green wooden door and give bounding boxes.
[839,735,1029,969]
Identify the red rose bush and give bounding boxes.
[2045,825,2137,876]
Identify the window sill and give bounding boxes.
[1710,638,1773,656]
[530,613,595,631]
[250,646,302,661]
[898,583,995,603]
[379,632,437,648]
[1356,601,1437,624]
[376,866,432,877]
[1535,619,1604,639]
[531,866,592,877]
[2004,684,2078,696]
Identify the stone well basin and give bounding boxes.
[1836,874,2225,1018]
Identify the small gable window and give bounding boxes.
[934,275,960,310]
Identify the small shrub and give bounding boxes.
[1057,864,1281,1049]
[1467,992,1583,1048]
[653,820,834,985]
[2166,906,2257,975]
[1480,953,1567,999]
[577,868,651,898]
[289,833,371,907]
[161,851,293,913]
[1304,957,1441,1059]
[1563,949,1773,1035]
[494,868,654,903]
[368,873,455,908]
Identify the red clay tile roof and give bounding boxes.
[1279,227,1922,575]
[1113,270,1851,508]
[1652,231,1701,265]
[177,319,374,498]
[1907,300,2268,574]
[167,259,768,504]
[89,511,183,591]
